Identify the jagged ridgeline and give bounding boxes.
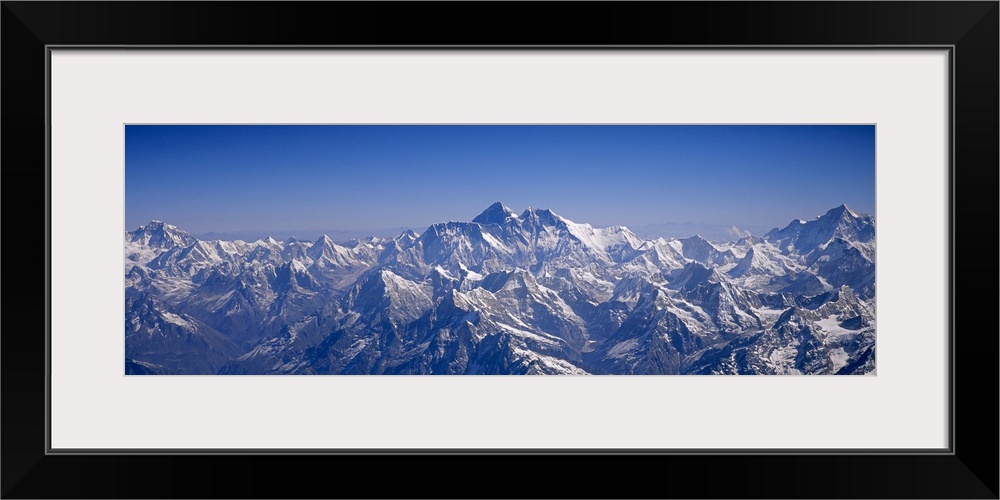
[124,203,875,375]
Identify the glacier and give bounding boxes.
[124,202,876,375]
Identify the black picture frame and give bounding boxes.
[2,2,996,498]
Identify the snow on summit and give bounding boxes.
[472,201,519,225]
[125,203,875,375]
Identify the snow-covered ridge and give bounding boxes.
[126,202,875,375]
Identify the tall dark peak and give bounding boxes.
[127,220,195,249]
[472,202,518,225]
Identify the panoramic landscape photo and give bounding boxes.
[125,125,875,375]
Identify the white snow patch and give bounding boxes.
[496,322,563,347]
[816,314,853,338]
[459,263,484,281]
[766,345,802,374]
[829,348,849,372]
[510,346,587,374]
[160,311,191,328]
[478,231,509,253]
[343,338,370,360]
[289,259,308,274]
[434,265,455,280]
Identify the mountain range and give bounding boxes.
[125,203,875,375]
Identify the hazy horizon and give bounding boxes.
[126,125,875,242]
[135,200,867,245]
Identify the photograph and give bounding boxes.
[125,124,876,375]
[4,0,995,496]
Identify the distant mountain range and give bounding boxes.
[125,203,875,375]
[192,227,427,245]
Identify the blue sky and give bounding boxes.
[126,125,875,241]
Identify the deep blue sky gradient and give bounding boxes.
[126,125,875,241]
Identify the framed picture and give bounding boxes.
[3,2,996,498]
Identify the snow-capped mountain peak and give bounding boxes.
[127,220,196,249]
[472,201,519,225]
[519,206,564,228]
[126,203,875,375]
[764,205,874,256]
[827,203,857,218]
